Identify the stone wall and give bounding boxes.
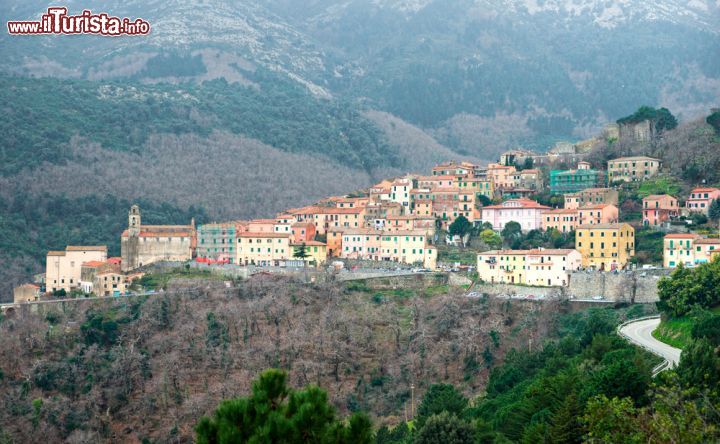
[473,269,668,303]
[359,273,449,290]
[567,270,667,303]
[473,282,563,298]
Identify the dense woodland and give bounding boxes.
[0,274,561,442]
[3,271,714,443]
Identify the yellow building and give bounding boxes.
[291,240,327,267]
[663,233,720,268]
[46,246,108,293]
[477,249,582,287]
[13,284,41,303]
[575,223,635,270]
[476,250,527,284]
[456,177,494,200]
[607,156,661,183]
[237,232,291,266]
[93,271,128,297]
[338,228,437,269]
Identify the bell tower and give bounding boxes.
[128,205,141,236]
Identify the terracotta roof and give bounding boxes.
[82,261,107,268]
[17,283,39,289]
[47,251,65,256]
[123,230,192,238]
[107,257,122,264]
[322,207,365,214]
[576,223,631,229]
[66,246,107,251]
[579,204,616,210]
[643,194,675,200]
[479,250,528,255]
[291,240,326,247]
[140,225,192,231]
[526,248,578,255]
[609,156,661,162]
[239,232,291,239]
[542,208,578,214]
[249,219,277,224]
[581,188,613,193]
[289,206,323,215]
[695,238,720,245]
[690,187,720,193]
[482,198,550,210]
[292,221,314,227]
[664,233,700,239]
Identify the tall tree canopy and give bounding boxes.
[196,369,373,444]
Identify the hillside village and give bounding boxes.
[11,113,720,303]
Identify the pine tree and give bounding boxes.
[415,412,475,444]
[548,391,582,444]
[196,369,373,444]
[293,242,310,282]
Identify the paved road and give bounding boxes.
[619,317,682,370]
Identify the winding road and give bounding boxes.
[618,316,682,374]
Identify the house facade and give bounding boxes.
[642,195,679,226]
[481,198,550,231]
[564,188,619,209]
[575,223,635,270]
[46,246,108,293]
[685,188,720,215]
[663,233,720,268]
[476,248,582,286]
[550,162,605,194]
[607,156,661,183]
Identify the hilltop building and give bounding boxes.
[13,284,41,303]
[338,228,437,269]
[642,195,679,226]
[46,246,108,293]
[685,187,720,215]
[575,223,635,270]
[476,248,582,286]
[564,188,619,209]
[197,221,248,263]
[481,198,550,231]
[121,205,195,272]
[550,162,605,194]
[607,156,661,183]
[663,233,720,268]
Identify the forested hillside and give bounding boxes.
[0,73,467,301]
[0,275,559,441]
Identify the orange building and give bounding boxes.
[577,204,619,226]
[541,208,579,233]
[291,222,316,243]
[487,163,517,190]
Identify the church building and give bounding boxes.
[121,205,196,272]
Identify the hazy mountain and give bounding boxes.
[2,0,719,298]
[3,0,718,154]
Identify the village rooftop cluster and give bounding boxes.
[13,129,720,303]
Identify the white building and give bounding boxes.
[481,198,550,232]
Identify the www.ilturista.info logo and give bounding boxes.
[7,7,150,36]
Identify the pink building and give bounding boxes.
[487,163,517,190]
[577,204,619,226]
[481,198,550,231]
[643,195,679,226]
[291,222,316,243]
[686,188,720,215]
